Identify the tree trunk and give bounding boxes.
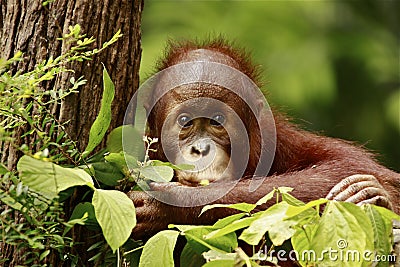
[0,0,143,265]
[0,0,143,167]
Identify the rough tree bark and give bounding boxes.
[0,0,143,265]
[0,0,143,168]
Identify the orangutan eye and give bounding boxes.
[210,114,225,126]
[177,114,193,128]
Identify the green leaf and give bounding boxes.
[39,250,50,261]
[277,186,293,194]
[184,233,227,254]
[0,193,23,210]
[18,156,94,199]
[139,230,179,267]
[368,205,400,265]
[255,190,275,206]
[205,216,258,240]
[291,223,317,267]
[63,212,88,236]
[140,165,174,182]
[171,224,237,253]
[105,152,140,174]
[213,213,246,228]
[239,202,295,246]
[363,205,391,267]
[0,163,8,174]
[91,161,124,186]
[371,205,400,222]
[88,241,104,252]
[285,198,328,218]
[170,224,202,232]
[104,152,129,170]
[88,252,103,262]
[180,243,206,267]
[186,226,237,253]
[107,125,145,160]
[69,202,100,231]
[305,202,374,267]
[202,250,237,266]
[121,239,142,266]
[85,148,108,163]
[151,160,194,171]
[83,66,115,157]
[281,192,305,206]
[200,203,256,215]
[173,163,195,170]
[92,189,136,252]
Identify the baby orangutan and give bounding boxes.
[129,39,400,240]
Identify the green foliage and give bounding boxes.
[0,24,122,164]
[16,154,137,253]
[138,230,179,267]
[3,65,149,265]
[135,187,399,267]
[83,66,115,157]
[69,202,99,231]
[0,25,107,265]
[0,24,187,266]
[92,189,136,252]
[0,24,144,266]
[18,156,95,199]
[103,133,184,186]
[106,124,144,157]
[0,172,83,266]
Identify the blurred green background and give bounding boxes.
[140,0,400,171]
